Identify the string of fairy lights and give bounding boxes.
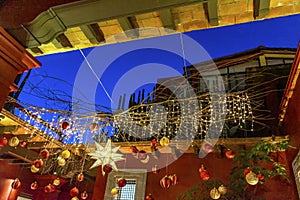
[9,89,258,148]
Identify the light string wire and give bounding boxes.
[79,49,113,103]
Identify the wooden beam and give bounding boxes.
[0,145,39,163]
[0,125,20,134]
[53,0,206,27]
[26,142,61,150]
[30,47,43,55]
[253,0,270,19]
[207,0,219,26]
[117,17,139,38]
[159,9,176,31]
[56,33,73,48]
[8,0,206,47]
[80,23,105,44]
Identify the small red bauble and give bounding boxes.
[40,149,50,159]
[81,191,88,199]
[33,159,44,168]
[117,178,127,187]
[44,184,55,193]
[70,186,79,197]
[198,165,206,173]
[160,176,171,189]
[244,168,252,176]
[0,137,8,147]
[61,121,69,130]
[30,181,38,190]
[257,173,264,181]
[225,149,235,159]
[200,170,210,180]
[151,139,157,147]
[103,164,112,174]
[77,173,84,182]
[145,193,154,200]
[129,146,139,154]
[19,141,27,148]
[11,178,21,189]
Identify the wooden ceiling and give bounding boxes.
[2,0,299,56]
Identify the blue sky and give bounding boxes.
[19,14,300,114]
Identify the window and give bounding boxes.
[114,179,136,200]
[17,197,32,200]
[104,169,147,200]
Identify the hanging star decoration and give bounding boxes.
[88,139,125,175]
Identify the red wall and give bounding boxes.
[281,59,300,199]
[91,152,294,200]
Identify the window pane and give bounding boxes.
[115,179,136,200]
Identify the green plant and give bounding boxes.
[177,140,290,200]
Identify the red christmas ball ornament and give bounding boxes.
[200,170,210,181]
[152,165,160,174]
[151,139,157,147]
[145,193,154,200]
[103,164,112,174]
[160,176,171,189]
[30,181,38,190]
[198,164,206,173]
[50,184,55,192]
[169,174,179,185]
[77,172,84,182]
[44,184,55,193]
[257,173,264,181]
[33,159,44,168]
[40,149,50,159]
[0,137,8,147]
[61,121,70,130]
[11,178,21,189]
[117,178,127,187]
[19,141,27,148]
[80,191,88,199]
[70,186,79,197]
[129,146,139,154]
[225,149,235,159]
[244,168,252,176]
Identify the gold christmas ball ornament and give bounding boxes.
[246,171,259,185]
[61,149,71,159]
[210,187,221,199]
[111,187,119,196]
[9,136,19,147]
[218,184,227,195]
[57,157,66,166]
[71,197,79,200]
[53,178,61,186]
[30,165,40,173]
[159,136,170,147]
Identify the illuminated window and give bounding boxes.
[17,196,32,200]
[114,179,136,200]
[104,169,147,200]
